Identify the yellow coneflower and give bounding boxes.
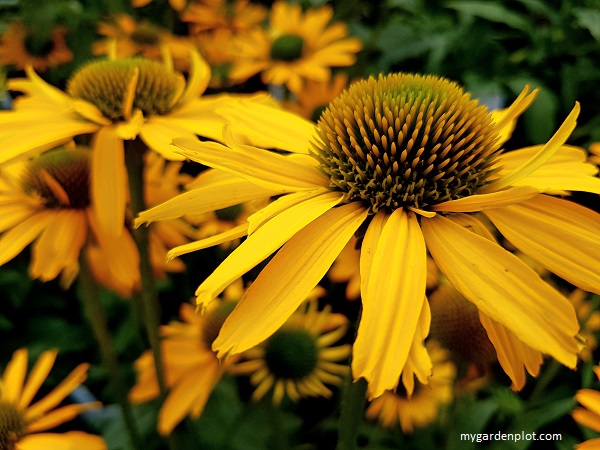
[132,0,187,11]
[366,341,456,433]
[0,21,72,73]
[0,146,138,288]
[229,1,362,94]
[0,348,106,450]
[231,294,350,404]
[137,73,600,398]
[283,73,349,121]
[0,50,228,237]
[181,0,267,34]
[574,366,600,449]
[194,29,238,88]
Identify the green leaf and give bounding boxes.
[446,1,530,31]
[573,8,600,41]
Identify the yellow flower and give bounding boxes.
[0,348,106,450]
[283,73,349,121]
[194,29,239,88]
[0,21,72,73]
[229,1,362,94]
[181,0,267,34]
[365,341,456,433]
[129,281,243,436]
[132,0,187,11]
[138,73,600,399]
[0,51,226,237]
[231,293,350,404]
[589,142,600,166]
[0,146,138,288]
[574,366,600,449]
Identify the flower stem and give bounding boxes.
[336,375,367,450]
[78,255,142,449]
[124,138,167,396]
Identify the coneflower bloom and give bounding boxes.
[0,348,106,450]
[139,73,600,398]
[0,51,226,236]
[181,0,267,34]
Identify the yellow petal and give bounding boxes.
[71,100,111,126]
[352,210,427,399]
[178,50,211,106]
[217,97,315,154]
[17,432,107,450]
[214,202,368,356]
[167,224,248,260]
[139,119,197,160]
[490,86,537,145]
[421,214,579,368]
[135,175,276,226]
[92,126,126,236]
[485,195,600,294]
[2,348,28,403]
[195,190,343,309]
[480,102,580,193]
[19,349,58,409]
[577,389,600,416]
[27,402,101,433]
[0,212,54,266]
[401,299,432,397]
[479,313,542,390]
[433,186,539,213]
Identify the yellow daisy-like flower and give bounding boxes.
[181,0,267,34]
[229,1,362,94]
[132,0,187,11]
[129,281,243,436]
[231,294,350,404]
[283,73,349,121]
[574,366,600,450]
[138,73,600,398]
[0,146,138,288]
[0,21,73,73]
[0,348,106,450]
[365,341,456,433]
[0,50,227,237]
[194,29,238,88]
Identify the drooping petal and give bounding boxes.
[352,210,427,399]
[195,190,344,309]
[92,126,126,236]
[485,195,600,294]
[421,214,579,368]
[480,103,580,193]
[214,202,368,356]
[433,186,539,213]
[479,313,542,390]
[489,86,537,145]
[167,224,248,260]
[178,50,211,106]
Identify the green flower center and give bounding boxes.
[0,402,27,450]
[264,328,318,380]
[67,58,185,120]
[311,73,502,212]
[201,301,237,348]
[22,148,91,209]
[270,34,305,62]
[214,204,243,221]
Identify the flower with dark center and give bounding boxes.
[138,72,600,399]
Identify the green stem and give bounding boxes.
[336,375,367,450]
[78,255,142,449]
[124,139,167,396]
[528,359,562,405]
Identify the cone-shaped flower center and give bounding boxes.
[0,402,26,450]
[67,58,185,120]
[270,34,305,61]
[264,328,318,379]
[202,301,237,349]
[22,148,91,209]
[311,73,502,212]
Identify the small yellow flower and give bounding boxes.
[129,281,243,436]
[132,0,187,11]
[0,21,72,72]
[138,73,600,399]
[0,51,227,237]
[231,294,350,404]
[194,29,238,88]
[574,366,600,449]
[229,1,362,93]
[366,341,456,433]
[181,0,267,34]
[283,73,349,121]
[0,348,105,450]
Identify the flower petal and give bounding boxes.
[0,212,54,266]
[92,126,126,236]
[433,186,539,213]
[2,349,28,404]
[16,432,106,450]
[167,224,248,260]
[490,86,537,145]
[421,214,579,368]
[352,210,427,399]
[214,202,368,356]
[19,350,58,409]
[27,402,101,433]
[485,195,600,294]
